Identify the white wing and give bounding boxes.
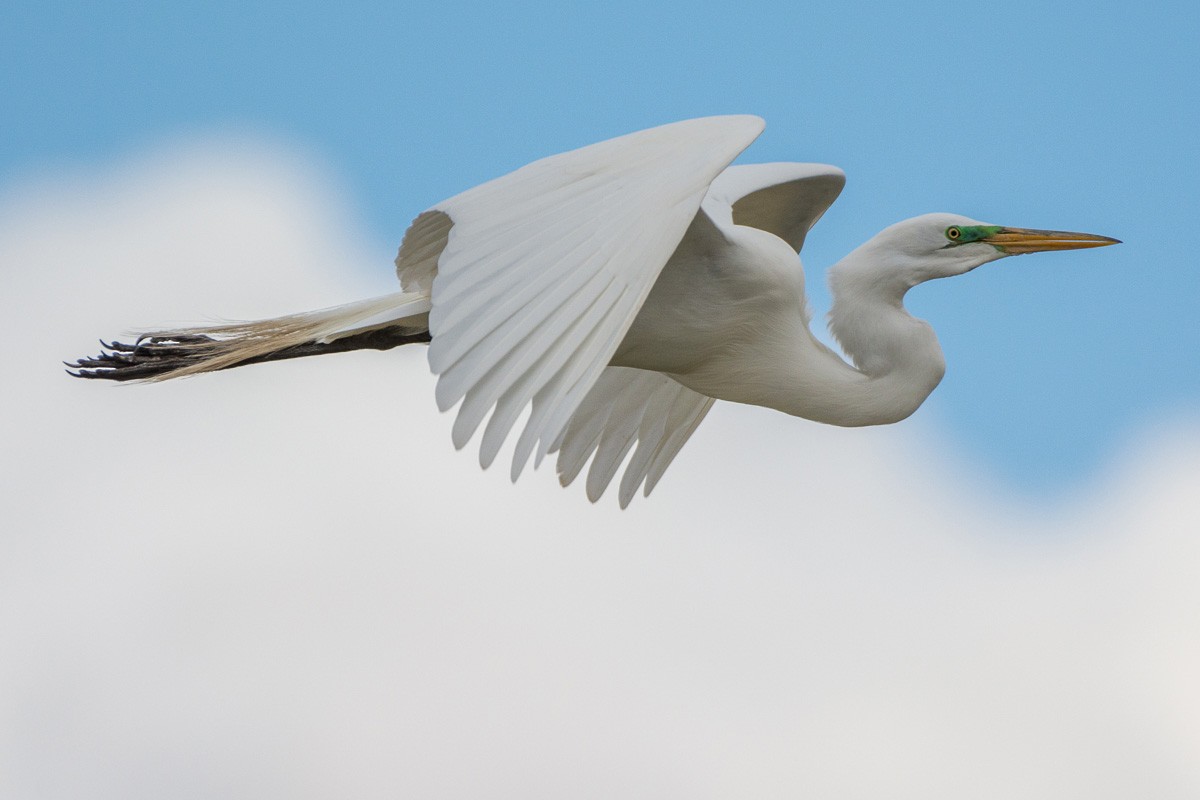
[551,367,714,508]
[545,162,847,505]
[707,162,845,252]
[408,115,765,479]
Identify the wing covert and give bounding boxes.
[707,162,845,252]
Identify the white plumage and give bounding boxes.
[71,116,1118,506]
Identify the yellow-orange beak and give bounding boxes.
[982,227,1121,255]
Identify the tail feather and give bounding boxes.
[69,291,432,382]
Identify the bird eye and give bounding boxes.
[946,226,962,241]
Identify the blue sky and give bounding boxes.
[4,0,1197,489]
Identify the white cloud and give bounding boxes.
[1,140,1197,799]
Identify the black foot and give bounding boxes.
[66,335,220,381]
[67,326,432,382]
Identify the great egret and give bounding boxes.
[70,116,1119,506]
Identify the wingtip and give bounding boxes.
[711,114,766,139]
[509,453,528,484]
[658,114,765,144]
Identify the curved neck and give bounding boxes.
[815,244,945,425]
[755,245,946,427]
[705,294,945,429]
[656,231,947,428]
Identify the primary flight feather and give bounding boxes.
[69,116,1119,507]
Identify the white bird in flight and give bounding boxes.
[71,116,1119,506]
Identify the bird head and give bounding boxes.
[875,212,1121,285]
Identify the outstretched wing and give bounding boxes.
[706,162,845,252]
[400,115,764,480]
[551,367,714,508]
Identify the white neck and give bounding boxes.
[751,240,947,427]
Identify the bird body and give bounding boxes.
[614,207,946,427]
[70,116,1119,505]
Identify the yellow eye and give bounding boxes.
[946,226,962,241]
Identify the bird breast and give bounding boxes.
[611,223,807,384]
